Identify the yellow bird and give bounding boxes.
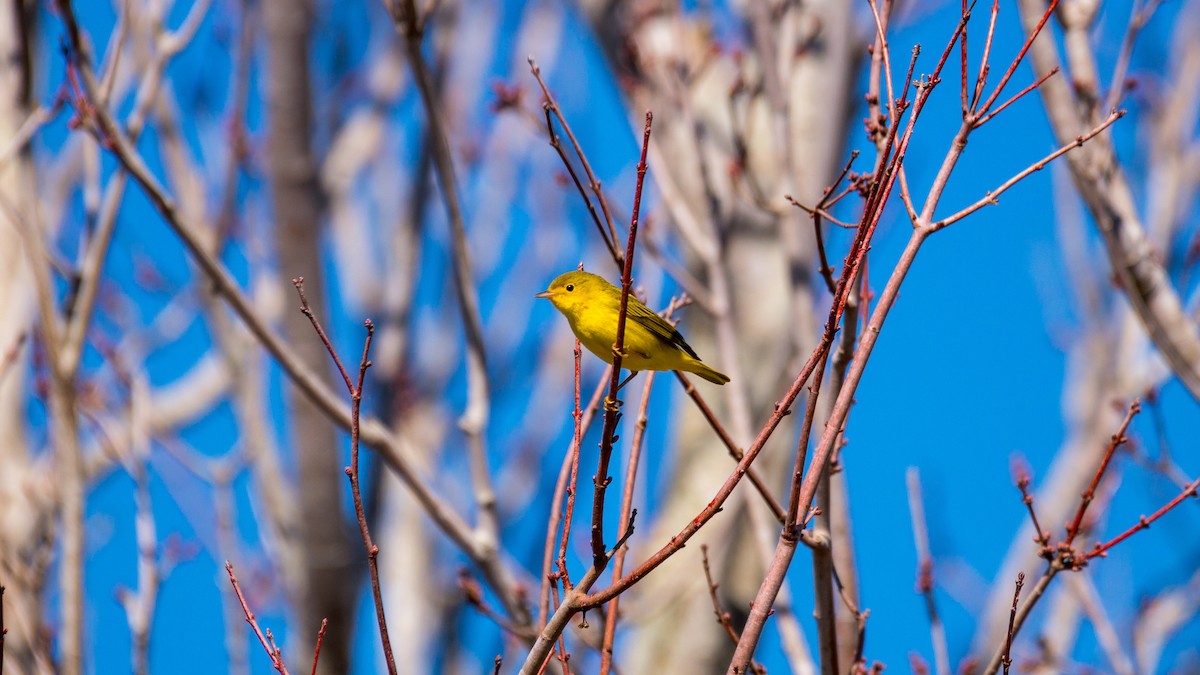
[535,270,730,385]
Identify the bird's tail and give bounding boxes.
[683,357,731,385]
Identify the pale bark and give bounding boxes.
[262,0,358,671]
[0,2,45,672]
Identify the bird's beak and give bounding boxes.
[534,290,552,299]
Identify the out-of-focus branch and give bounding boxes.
[7,145,86,675]
[388,0,522,628]
[907,469,950,675]
[0,0,43,670]
[700,545,766,675]
[1066,573,1133,675]
[1016,0,1200,403]
[529,58,622,271]
[54,0,530,638]
[1133,564,1200,673]
[261,0,359,667]
[116,376,160,675]
[59,0,213,379]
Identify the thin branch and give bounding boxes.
[293,283,396,674]
[1,584,6,675]
[599,371,656,675]
[674,372,787,524]
[933,109,1123,230]
[529,57,622,269]
[226,562,290,674]
[539,366,610,628]
[974,0,1060,119]
[1011,457,1052,556]
[1087,476,1200,560]
[1103,0,1163,114]
[970,0,1000,113]
[907,469,950,675]
[389,0,514,628]
[309,619,328,675]
[460,571,537,640]
[1001,572,1025,675]
[787,149,861,295]
[974,67,1060,128]
[56,0,528,631]
[1065,400,1140,546]
[0,102,61,170]
[535,92,621,268]
[700,545,766,675]
[590,111,653,567]
[557,341,586,593]
[959,0,970,116]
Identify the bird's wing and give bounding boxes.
[625,297,700,359]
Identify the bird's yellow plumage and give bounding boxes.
[535,270,730,385]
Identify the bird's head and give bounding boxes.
[535,270,602,316]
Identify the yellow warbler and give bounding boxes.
[535,270,730,385]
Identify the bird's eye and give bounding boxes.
[566,284,574,292]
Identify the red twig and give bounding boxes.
[1065,400,1140,546]
[539,367,610,628]
[529,58,622,270]
[309,618,327,675]
[460,571,535,639]
[548,582,570,674]
[1001,572,1024,675]
[675,372,787,523]
[226,562,289,674]
[590,111,653,568]
[293,280,396,674]
[701,545,741,648]
[291,278,353,392]
[974,0,1060,119]
[974,67,1059,128]
[970,0,1001,113]
[788,150,862,294]
[599,370,657,675]
[700,546,767,675]
[959,0,970,116]
[1,583,6,675]
[557,340,585,592]
[932,109,1123,230]
[1087,476,1200,560]
[1011,456,1052,557]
